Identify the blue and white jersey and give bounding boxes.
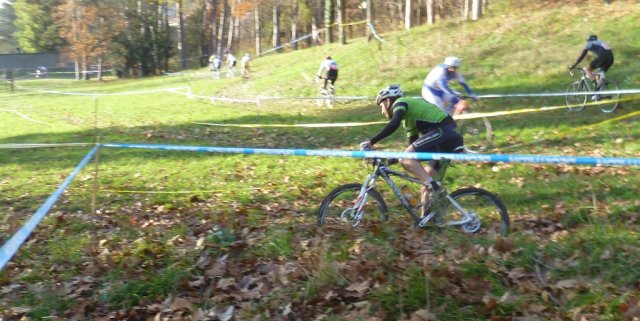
[584,39,612,56]
[422,64,469,95]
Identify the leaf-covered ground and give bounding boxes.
[2,1,640,320]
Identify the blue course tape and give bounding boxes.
[102,143,640,167]
[0,146,98,271]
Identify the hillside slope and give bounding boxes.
[197,0,639,103]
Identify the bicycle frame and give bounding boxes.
[570,68,595,91]
[346,159,475,227]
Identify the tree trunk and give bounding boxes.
[233,2,240,41]
[254,6,261,56]
[208,0,218,56]
[462,0,469,21]
[426,0,434,25]
[227,0,236,50]
[162,0,170,72]
[437,0,444,20]
[405,0,411,30]
[273,5,280,51]
[216,0,227,57]
[176,0,186,70]
[324,0,332,44]
[365,0,372,41]
[337,0,344,44]
[312,16,319,45]
[471,0,482,20]
[291,1,298,49]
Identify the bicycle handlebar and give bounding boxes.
[359,143,399,166]
[568,66,586,78]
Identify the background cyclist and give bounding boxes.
[316,56,339,92]
[568,34,614,100]
[241,53,251,78]
[209,55,221,72]
[422,56,477,116]
[226,51,237,76]
[360,85,464,221]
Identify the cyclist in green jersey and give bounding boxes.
[361,84,464,215]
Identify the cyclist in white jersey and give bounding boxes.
[421,56,477,116]
[316,56,339,90]
[241,53,251,77]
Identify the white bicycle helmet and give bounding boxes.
[443,56,462,68]
[376,84,404,105]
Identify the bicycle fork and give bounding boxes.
[342,174,377,227]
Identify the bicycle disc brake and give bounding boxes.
[461,213,481,233]
[340,208,363,227]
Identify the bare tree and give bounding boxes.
[56,0,123,78]
[254,5,261,55]
[273,3,280,50]
[405,0,411,30]
[471,0,482,20]
[216,0,227,57]
[337,0,344,44]
[291,0,299,49]
[206,0,218,55]
[324,0,332,43]
[227,0,236,50]
[426,0,434,24]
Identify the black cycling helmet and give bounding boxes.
[376,84,404,106]
[587,34,597,41]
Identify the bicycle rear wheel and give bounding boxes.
[565,81,587,112]
[317,183,388,227]
[598,80,620,113]
[459,115,493,153]
[440,187,509,237]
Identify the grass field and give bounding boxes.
[1,1,640,320]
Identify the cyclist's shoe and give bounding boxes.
[591,95,599,101]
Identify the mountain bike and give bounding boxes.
[241,63,250,78]
[315,77,335,108]
[456,96,493,153]
[566,67,620,113]
[226,65,236,78]
[317,150,510,237]
[210,67,221,80]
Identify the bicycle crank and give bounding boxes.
[461,213,481,233]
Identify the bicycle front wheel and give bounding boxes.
[459,115,493,153]
[598,80,620,113]
[441,187,509,237]
[317,183,388,227]
[316,90,325,107]
[565,81,587,112]
[326,86,335,108]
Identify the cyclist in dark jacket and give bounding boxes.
[569,34,614,96]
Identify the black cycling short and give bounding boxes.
[410,124,464,155]
[327,69,338,84]
[589,52,614,72]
